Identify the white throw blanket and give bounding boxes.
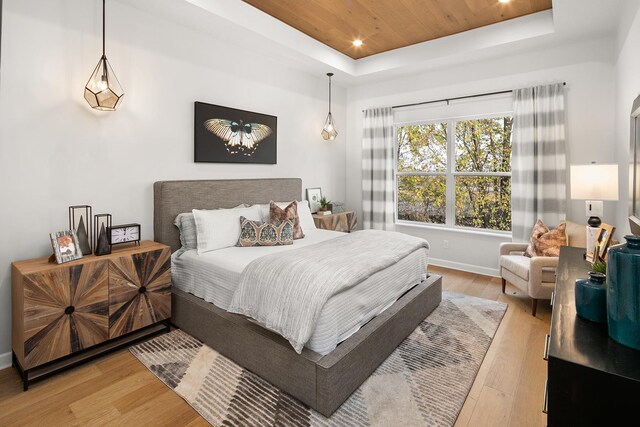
[227,229,430,354]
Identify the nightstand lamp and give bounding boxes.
[570,162,619,254]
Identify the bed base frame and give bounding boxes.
[172,276,441,416]
[153,178,442,417]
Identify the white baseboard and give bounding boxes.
[429,257,499,278]
[0,352,11,370]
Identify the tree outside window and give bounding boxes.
[396,116,512,232]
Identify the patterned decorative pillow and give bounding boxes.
[237,216,294,247]
[269,200,304,239]
[525,219,567,257]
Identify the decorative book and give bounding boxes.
[316,210,332,215]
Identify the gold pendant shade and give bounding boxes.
[84,0,124,111]
[321,72,337,140]
[84,55,124,111]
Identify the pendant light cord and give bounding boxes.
[102,0,106,57]
[327,73,333,114]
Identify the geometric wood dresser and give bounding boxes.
[11,240,171,390]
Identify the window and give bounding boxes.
[396,115,512,232]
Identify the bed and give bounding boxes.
[153,178,442,416]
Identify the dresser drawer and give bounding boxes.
[22,261,109,369]
[108,247,172,338]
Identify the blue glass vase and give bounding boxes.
[575,272,607,323]
[606,235,640,350]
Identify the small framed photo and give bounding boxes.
[306,187,322,213]
[597,223,616,260]
[50,230,83,264]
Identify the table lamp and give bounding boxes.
[570,162,619,256]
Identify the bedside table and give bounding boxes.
[312,210,357,232]
[11,240,171,390]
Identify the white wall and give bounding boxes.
[0,0,346,358]
[346,37,617,276]
[0,0,631,364]
[614,4,640,237]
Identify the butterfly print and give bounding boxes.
[204,118,273,156]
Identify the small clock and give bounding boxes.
[108,223,141,245]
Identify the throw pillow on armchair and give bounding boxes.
[524,219,568,257]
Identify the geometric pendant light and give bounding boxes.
[321,72,338,140]
[84,0,124,111]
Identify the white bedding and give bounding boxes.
[171,229,429,355]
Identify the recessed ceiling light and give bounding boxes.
[353,39,363,47]
[498,0,510,3]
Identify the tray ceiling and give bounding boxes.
[242,0,553,59]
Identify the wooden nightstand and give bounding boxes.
[312,210,357,232]
[11,240,171,390]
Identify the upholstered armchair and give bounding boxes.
[499,221,586,316]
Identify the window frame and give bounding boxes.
[394,112,513,236]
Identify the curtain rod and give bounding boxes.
[362,82,567,112]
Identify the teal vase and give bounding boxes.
[606,235,640,350]
[575,272,608,323]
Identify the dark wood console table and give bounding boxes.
[547,246,640,426]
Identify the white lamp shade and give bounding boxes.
[570,164,619,200]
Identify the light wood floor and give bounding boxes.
[0,266,550,426]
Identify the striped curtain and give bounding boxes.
[511,83,567,242]
[362,107,395,230]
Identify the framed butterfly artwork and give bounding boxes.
[194,101,277,164]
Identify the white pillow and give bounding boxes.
[257,203,271,223]
[174,213,198,250]
[193,205,262,254]
[297,200,316,232]
[174,204,249,251]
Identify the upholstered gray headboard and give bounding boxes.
[153,178,302,253]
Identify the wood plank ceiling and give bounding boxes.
[242,0,553,59]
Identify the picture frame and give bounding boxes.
[588,240,606,264]
[597,223,616,260]
[194,101,277,164]
[50,230,83,264]
[306,187,323,213]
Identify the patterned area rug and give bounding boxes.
[130,291,506,426]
